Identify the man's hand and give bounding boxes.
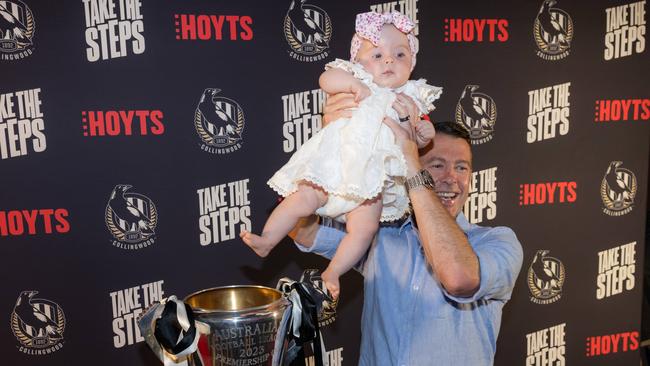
[393,93,420,128]
[287,215,320,248]
[322,92,358,126]
[382,116,422,176]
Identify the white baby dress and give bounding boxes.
[268,59,442,222]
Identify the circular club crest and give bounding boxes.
[0,0,36,58]
[105,184,157,245]
[601,161,637,216]
[195,88,244,151]
[455,85,496,144]
[11,291,65,353]
[284,1,332,56]
[534,0,573,60]
[528,250,565,304]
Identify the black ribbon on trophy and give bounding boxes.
[137,269,337,366]
[277,269,337,366]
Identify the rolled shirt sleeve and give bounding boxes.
[444,226,523,304]
[294,225,345,260]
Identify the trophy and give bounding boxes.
[138,270,335,366]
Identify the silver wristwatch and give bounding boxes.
[405,169,434,192]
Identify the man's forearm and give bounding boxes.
[409,186,480,297]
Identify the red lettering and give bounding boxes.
[0,211,7,236]
[197,15,211,40]
[522,184,535,205]
[599,100,610,122]
[611,100,621,120]
[474,19,485,41]
[40,208,54,234]
[150,110,165,135]
[589,336,601,356]
[135,110,149,135]
[8,211,23,235]
[226,15,239,40]
[449,19,462,41]
[105,111,121,135]
[497,19,509,41]
[180,14,196,40]
[535,184,546,203]
[601,335,611,354]
[610,333,621,352]
[545,182,557,203]
[88,111,106,136]
[119,110,134,135]
[630,331,639,350]
[21,209,38,234]
[240,16,253,40]
[641,100,650,119]
[462,19,474,41]
[210,15,224,40]
[54,208,70,233]
[567,182,577,202]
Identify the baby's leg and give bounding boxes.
[241,182,327,257]
[321,196,382,299]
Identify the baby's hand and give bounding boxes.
[350,81,371,102]
[415,120,435,148]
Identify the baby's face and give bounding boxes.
[356,24,412,89]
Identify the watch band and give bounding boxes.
[405,169,434,192]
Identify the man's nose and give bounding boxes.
[440,168,458,184]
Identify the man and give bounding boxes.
[290,97,523,365]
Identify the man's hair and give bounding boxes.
[433,121,471,146]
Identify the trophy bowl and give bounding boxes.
[183,285,292,366]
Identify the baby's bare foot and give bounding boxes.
[240,230,274,257]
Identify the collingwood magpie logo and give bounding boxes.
[601,161,637,216]
[0,0,35,60]
[195,88,244,154]
[284,0,332,62]
[11,291,65,354]
[528,250,565,304]
[455,85,496,144]
[534,0,574,60]
[105,184,157,249]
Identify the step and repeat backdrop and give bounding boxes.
[1,0,649,365]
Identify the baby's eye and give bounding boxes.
[372,53,382,59]
[397,52,406,58]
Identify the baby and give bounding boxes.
[241,11,442,299]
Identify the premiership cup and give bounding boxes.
[183,285,292,366]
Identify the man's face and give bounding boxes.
[419,133,472,217]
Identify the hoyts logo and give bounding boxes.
[0,209,70,236]
[81,110,164,136]
[595,99,650,122]
[519,182,577,206]
[444,18,509,42]
[586,331,639,357]
[174,14,253,41]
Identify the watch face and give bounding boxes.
[422,169,434,188]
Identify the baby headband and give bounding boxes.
[350,11,419,70]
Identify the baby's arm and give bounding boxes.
[319,68,370,102]
[414,119,435,148]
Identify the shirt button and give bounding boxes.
[413,285,419,291]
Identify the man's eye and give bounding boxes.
[432,164,443,169]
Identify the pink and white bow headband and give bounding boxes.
[350,11,419,70]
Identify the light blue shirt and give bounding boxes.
[297,213,523,366]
